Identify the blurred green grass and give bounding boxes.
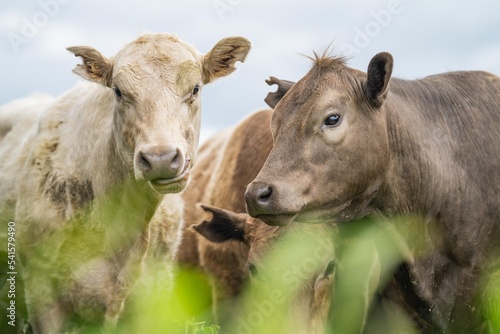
[113,217,418,334]
[6,216,500,333]
[120,217,500,334]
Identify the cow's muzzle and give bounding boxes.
[245,181,296,226]
[135,146,191,194]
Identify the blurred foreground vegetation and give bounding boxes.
[4,216,500,333]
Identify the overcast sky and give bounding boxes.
[1,0,499,140]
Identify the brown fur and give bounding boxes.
[177,109,274,294]
[175,128,232,266]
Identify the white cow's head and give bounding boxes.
[68,33,251,194]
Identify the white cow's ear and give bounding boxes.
[202,37,251,84]
[67,46,113,87]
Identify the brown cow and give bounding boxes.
[176,107,336,332]
[245,51,500,332]
[8,33,250,333]
[193,204,336,334]
[177,109,275,314]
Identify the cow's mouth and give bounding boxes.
[253,213,296,227]
[149,162,191,194]
[254,203,344,227]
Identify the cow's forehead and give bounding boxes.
[271,68,360,132]
[112,59,200,90]
[111,36,202,94]
[114,34,201,72]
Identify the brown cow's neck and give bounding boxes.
[376,89,454,219]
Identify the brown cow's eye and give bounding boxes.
[324,114,341,127]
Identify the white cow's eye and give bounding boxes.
[186,84,201,106]
[114,87,122,98]
[192,84,200,96]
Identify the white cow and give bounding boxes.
[4,33,250,333]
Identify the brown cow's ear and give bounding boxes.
[192,204,248,243]
[67,46,113,87]
[202,37,251,84]
[365,52,393,108]
[264,76,295,108]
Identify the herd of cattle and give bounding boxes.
[0,32,499,334]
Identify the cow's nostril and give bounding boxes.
[170,148,181,170]
[257,185,272,204]
[138,152,152,172]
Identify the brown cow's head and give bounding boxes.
[68,34,251,194]
[246,52,393,226]
[193,204,336,333]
